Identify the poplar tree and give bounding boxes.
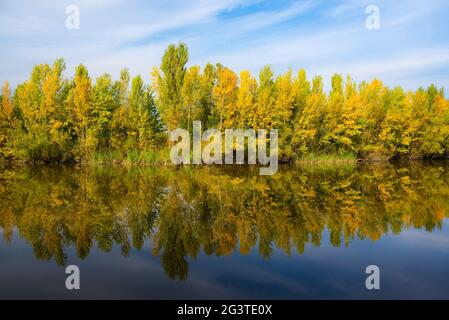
[152,43,189,131]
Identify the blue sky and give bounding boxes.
[1,0,449,91]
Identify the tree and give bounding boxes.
[379,87,413,159]
[2,43,449,163]
[152,43,189,131]
[90,73,119,151]
[321,75,362,155]
[128,75,162,150]
[0,81,14,158]
[359,79,386,154]
[292,75,325,156]
[119,68,130,108]
[414,85,449,159]
[293,69,311,117]
[212,66,238,130]
[254,65,276,129]
[67,64,93,158]
[110,69,130,151]
[13,59,70,162]
[275,70,296,159]
[199,63,216,127]
[235,70,257,128]
[321,74,344,153]
[181,66,202,131]
[1,81,13,120]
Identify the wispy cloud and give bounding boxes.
[1,0,448,91]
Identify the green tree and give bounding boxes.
[90,73,119,151]
[152,43,189,131]
[67,64,93,158]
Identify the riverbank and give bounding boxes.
[3,149,449,168]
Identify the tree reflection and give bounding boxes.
[1,163,448,280]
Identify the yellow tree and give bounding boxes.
[359,79,386,154]
[16,64,49,128]
[339,76,363,153]
[292,76,325,156]
[379,88,414,158]
[254,65,276,129]
[67,64,93,158]
[321,74,344,153]
[234,70,257,128]
[322,75,362,154]
[0,81,13,158]
[181,66,202,131]
[213,67,238,130]
[1,81,13,119]
[293,69,311,117]
[415,85,449,159]
[42,59,70,155]
[274,70,295,159]
[14,59,69,161]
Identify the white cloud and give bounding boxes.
[1,0,448,92]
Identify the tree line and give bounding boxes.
[1,43,449,163]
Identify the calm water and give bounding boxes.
[0,163,448,299]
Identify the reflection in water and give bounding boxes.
[0,163,448,281]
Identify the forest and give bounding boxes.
[1,42,449,164]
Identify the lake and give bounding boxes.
[0,163,448,299]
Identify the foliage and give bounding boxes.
[2,44,449,163]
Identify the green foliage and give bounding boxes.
[2,44,449,163]
[152,42,189,131]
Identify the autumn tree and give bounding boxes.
[67,64,93,158]
[2,43,449,163]
[418,84,449,158]
[90,73,120,151]
[0,81,14,158]
[274,70,296,159]
[292,75,325,156]
[152,43,189,131]
[1,81,13,120]
[199,63,216,127]
[181,66,202,131]
[235,70,257,128]
[212,66,238,130]
[110,68,130,151]
[254,65,276,129]
[321,75,362,155]
[358,79,386,155]
[129,75,162,150]
[14,59,70,162]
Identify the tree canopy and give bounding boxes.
[1,43,448,163]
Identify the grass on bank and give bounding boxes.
[296,152,358,164]
[4,150,361,167]
[88,149,170,166]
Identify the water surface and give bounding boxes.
[0,163,448,299]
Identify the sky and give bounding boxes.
[1,0,449,91]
